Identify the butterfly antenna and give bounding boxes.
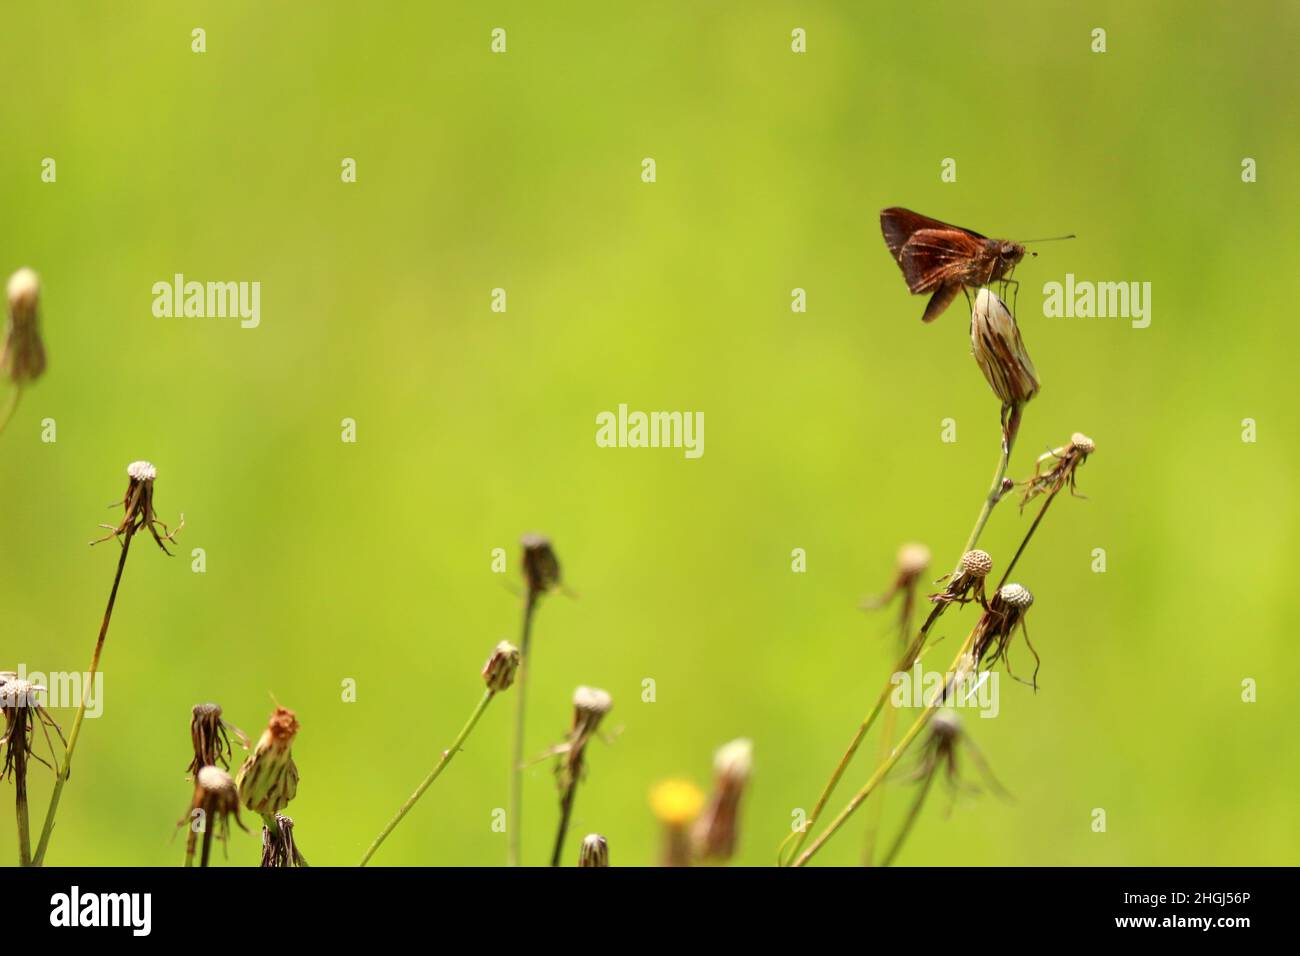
[1021,234,1077,244]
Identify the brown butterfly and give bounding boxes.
[881,208,1065,323]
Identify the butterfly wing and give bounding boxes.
[880,207,988,261]
[899,228,986,293]
[921,283,962,324]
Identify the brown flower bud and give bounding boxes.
[578,833,609,867]
[691,738,753,863]
[236,706,300,814]
[521,533,561,596]
[481,640,521,692]
[2,268,45,384]
[971,288,1039,406]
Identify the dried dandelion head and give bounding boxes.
[930,549,993,607]
[578,833,609,868]
[2,268,46,384]
[236,706,300,815]
[650,778,704,867]
[692,737,754,863]
[551,686,611,789]
[481,640,521,693]
[971,287,1039,408]
[260,812,308,868]
[187,703,248,776]
[1020,432,1096,508]
[971,583,1041,690]
[864,542,931,611]
[185,765,248,853]
[902,711,1008,807]
[92,460,185,554]
[0,676,65,779]
[521,533,561,597]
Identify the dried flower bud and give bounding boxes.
[1020,432,1096,507]
[966,582,1041,691]
[2,268,45,384]
[995,583,1033,611]
[897,543,931,577]
[1070,432,1095,456]
[865,541,932,611]
[960,549,993,578]
[185,765,248,857]
[236,706,300,815]
[971,288,1039,407]
[481,640,521,692]
[578,833,609,867]
[92,459,184,554]
[930,549,993,607]
[692,738,754,863]
[521,533,561,596]
[2,677,64,782]
[930,708,962,741]
[260,812,308,867]
[188,702,247,776]
[571,686,612,735]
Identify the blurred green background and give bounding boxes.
[2,1,1297,867]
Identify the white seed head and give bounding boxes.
[197,765,236,794]
[573,686,612,716]
[713,737,753,781]
[127,460,157,482]
[897,543,931,576]
[0,678,42,708]
[960,549,993,577]
[998,583,1034,609]
[6,268,39,313]
[1070,432,1096,455]
[931,709,961,739]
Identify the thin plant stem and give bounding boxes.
[15,744,30,866]
[32,535,133,865]
[183,825,198,868]
[507,591,539,867]
[861,588,915,865]
[200,822,214,868]
[0,386,21,437]
[997,486,1059,591]
[549,751,585,867]
[879,762,938,867]
[780,416,1020,866]
[791,629,979,868]
[359,688,496,866]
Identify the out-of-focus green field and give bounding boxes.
[1,1,1297,867]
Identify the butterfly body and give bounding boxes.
[880,208,1025,322]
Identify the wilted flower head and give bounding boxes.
[2,268,45,385]
[1020,432,1096,508]
[187,702,247,776]
[971,287,1039,408]
[650,778,704,867]
[864,542,931,612]
[1,676,65,779]
[481,640,521,693]
[236,706,300,815]
[692,738,754,863]
[260,812,308,868]
[971,583,1040,690]
[182,765,248,860]
[521,533,561,597]
[550,686,612,792]
[930,549,993,607]
[578,833,609,868]
[91,460,184,554]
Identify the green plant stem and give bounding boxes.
[32,534,133,866]
[879,761,938,867]
[0,386,22,437]
[861,588,915,865]
[780,417,1020,866]
[359,688,496,866]
[791,629,978,868]
[507,591,539,867]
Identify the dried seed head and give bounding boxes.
[260,812,307,867]
[931,709,962,741]
[649,778,705,828]
[2,267,45,384]
[186,765,248,850]
[570,685,612,741]
[1070,432,1096,456]
[236,706,300,815]
[578,833,609,868]
[481,640,521,692]
[971,288,1039,407]
[93,459,184,554]
[960,549,993,578]
[127,460,157,483]
[996,583,1034,610]
[197,765,239,802]
[692,738,754,863]
[896,543,931,577]
[188,701,246,776]
[520,533,561,595]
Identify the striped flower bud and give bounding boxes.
[236,706,300,815]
